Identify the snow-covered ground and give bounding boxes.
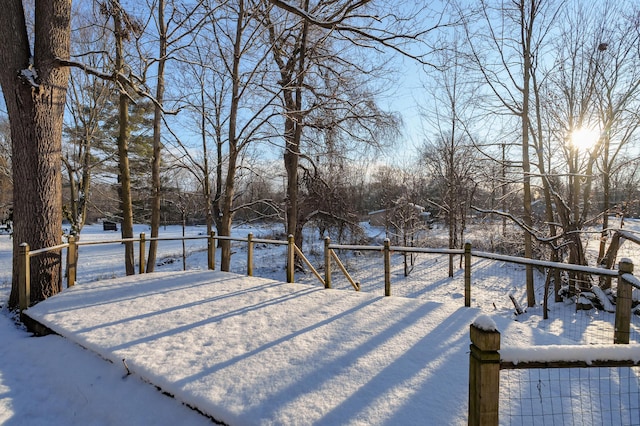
[0,221,639,425]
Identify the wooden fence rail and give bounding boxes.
[15,233,638,425]
[18,231,302,308]
[17,235,639,344]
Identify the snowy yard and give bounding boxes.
[0,221,639,425]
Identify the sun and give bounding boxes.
[570,127,600,152]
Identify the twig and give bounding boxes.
[509,294,524,315]
[122,358,132,377]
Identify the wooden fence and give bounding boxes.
[468,264,639,425]
[17,235,637,343]
[17,232,288,310]
[324,237,466,298]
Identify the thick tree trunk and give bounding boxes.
[0,1,71,308]
[598,172,610,263]
[265,1,308,269]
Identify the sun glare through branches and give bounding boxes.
[570,127,600,152]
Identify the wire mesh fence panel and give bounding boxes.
[484,261,638,345]
[500,366,640,425]
[537,268,618,345]
[530,308,621,345]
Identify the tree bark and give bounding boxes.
[282,0,310,259]
[520,1,536,307]
[0,1,71,308]
[147,0,167,273]
[114,9,135,275]
[219,0,245,271]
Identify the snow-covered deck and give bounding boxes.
[23,270,529,425]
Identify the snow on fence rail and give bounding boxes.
[16,234,638,343]
[468,319,640,426]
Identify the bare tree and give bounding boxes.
[183,0,280,271]
[422,132,479,276]
[147,0,168,272]
[59,0,187,273]
[451,0,640,306]
[163,0,281,273]
[264,0,404,260]
[540,0,640,286]
[590,4,640,267]
[168,42,227,238]
[146,0,212,272]
[62,16,114,238]
[420,35,481,277]
[458,0,563,306]
[99,1,145,275]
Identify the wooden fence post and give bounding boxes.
[208,231,216,270]
[465,242,471,307]
[18,243,30,312]
[468,321,500,426]
[384,238,391,296]
[324,236,331,289]
[139,233,146,274]
[614,259,634,344]
[247,233,254,276]
[67,235,77,287]
[287,234,295,283]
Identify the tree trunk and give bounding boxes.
[200,84,213,236]
[213,132,223,238]
[78,144,91,234]
[598,131,612,264]
[220,148,237,271]
[447,132,456,278]
[284,116,300,248]
[0,1,72,308]
[521,2,536,307]
[64,157,79,233]
[147,0,167,273]
[114,11,135,275]
[285,0,309,261]
[532,64,561,301]
[219,0,244,271]
[62,142,91,238]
